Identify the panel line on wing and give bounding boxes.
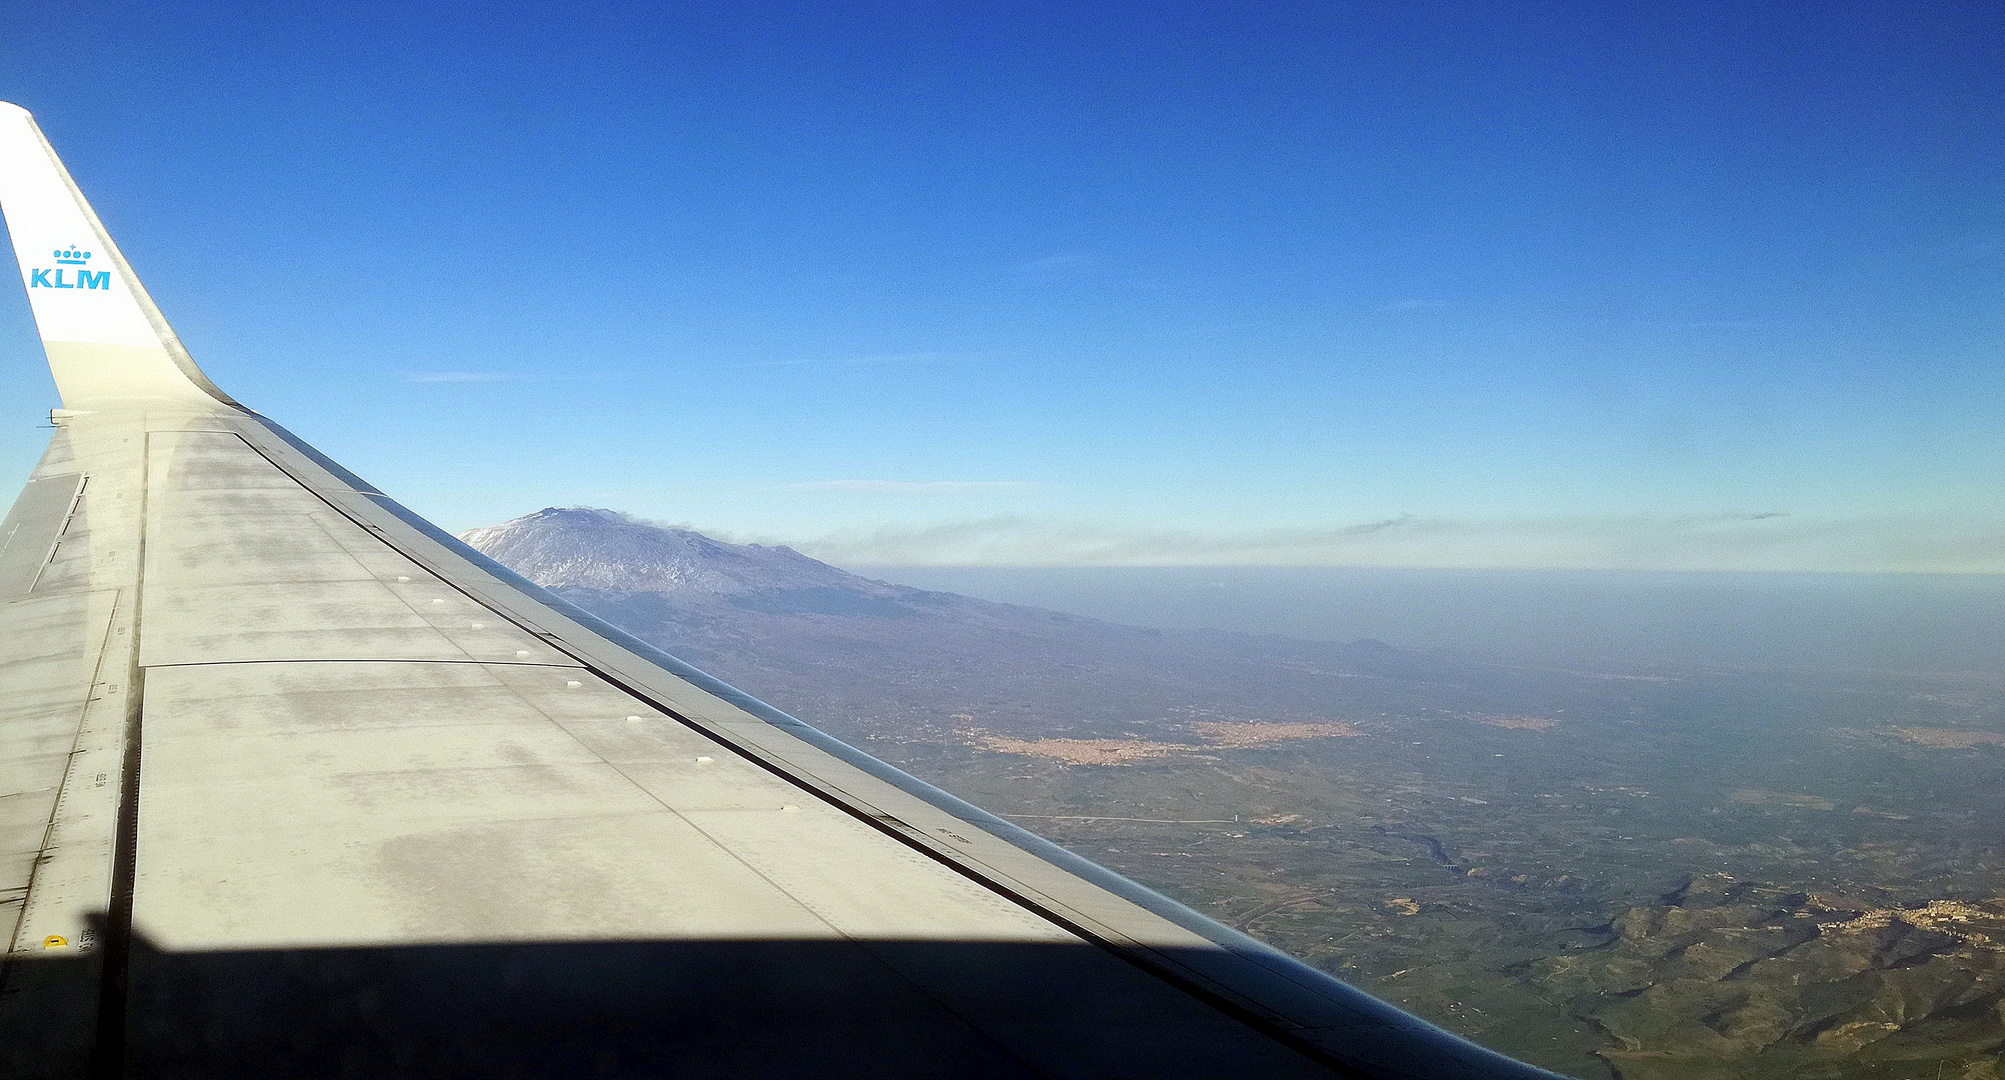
[27,473,87,595]
[0,472,84,602]
[4,589,123,958]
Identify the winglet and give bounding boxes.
[0,102,235,410]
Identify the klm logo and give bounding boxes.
[30,246,109,290]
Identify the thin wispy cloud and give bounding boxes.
[405,371,524,384]
[1677,511,1788,523]
[782,480,1045,494]
[732,351,970,370]
[1007,254,1100,277]
[1004,254,1181,293]
[847,352,961,365]
[1928,231,2005,260]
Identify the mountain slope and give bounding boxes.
[455,508,1459,745]
[459,507,899,596]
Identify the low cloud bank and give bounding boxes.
[782,480,1043,494]
[782,512,2005,572]
[405,371,523,383]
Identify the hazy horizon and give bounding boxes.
[849,564,2005,676]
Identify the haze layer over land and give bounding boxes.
[858,565,2005,675]
[466,509,2005,1080]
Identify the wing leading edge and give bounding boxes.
[0,102,1560,1080]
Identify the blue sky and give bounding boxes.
[0,1,1999,569]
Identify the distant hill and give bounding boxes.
[455,507,1463,745]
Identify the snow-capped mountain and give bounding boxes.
[458,507,904,597]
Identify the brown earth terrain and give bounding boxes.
[1894,727,2005,750]
[969,719,1360,765]
[1476,715,1562,731]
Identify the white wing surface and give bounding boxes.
[0,102,1557,1079]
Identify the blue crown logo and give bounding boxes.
[53,247,91,266]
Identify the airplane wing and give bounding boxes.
[0,102,1558,1080]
